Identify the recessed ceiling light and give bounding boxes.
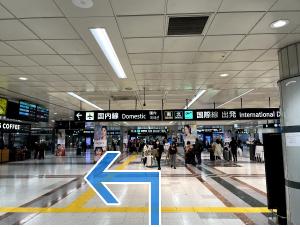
[219,73,229,77]
[72,0,94,8]
[270,19,289,28]
[19,77,28,81]
[54,112,57,115]
[51,120,55,123]
[90,28,127,79]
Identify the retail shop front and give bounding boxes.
[0,120,31,163]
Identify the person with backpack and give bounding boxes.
[168,143,178,169]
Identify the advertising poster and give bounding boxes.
[94,123,107,149]
[57,129,65,145]
[183,124,196,146]
[94,123,107,163]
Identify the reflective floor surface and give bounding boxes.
[0,149,274,225]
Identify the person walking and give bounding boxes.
[230,137,238,162]
[214,139,223,160]
[194,138,203,166]
[154,140,164,170]
[169,143,178,169]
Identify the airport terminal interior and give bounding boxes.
[0,0,300,225]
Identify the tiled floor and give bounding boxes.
[0,149,273,225]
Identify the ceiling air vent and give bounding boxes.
[167,16,209,35]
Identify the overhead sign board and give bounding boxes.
[163,108,280,121]
[74,110,161,122]
[74,108,280,122]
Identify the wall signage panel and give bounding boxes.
[163,108,280,121]
[0,121,31,133]
[36,105,49,122]
[19,101,36,121]
[74,110,161,122]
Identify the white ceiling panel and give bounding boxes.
[0,5,13,18]
[164,36,203,52]
[7,40,55,55]
[33,74,64,82]
[200,35,244,51]
[136,73,161,80]
[271,0,300,11]
[133,64,161,73]
[22,18,80,39]
[0,0,63,17]
[60,74,86,81]
[117,16,164,38]
[0,42,20,55]
[29,55,68,66]
[257,49,278,61]
[62,55,99,66]
[17,66,52,74]
[228,77,255,84]
[0,56,38,66]
[245,61,278,71]
[84,73,111,81]
[0,66,25,75]
[237,34,286,50]
[162,64,188,73]
[74,65,105,74]
[237,70,266,77]
[251,12,300,34]
[217,62,250,71]
[129,53,162,64]
[220,0,276,12]
[189,63,220,71]
[111,0,165,15]
[185,72,212,79]
[226,50,265,62]
[124,38,163,53]
[54,0,113,17]
[193,51,229,63]
[275,34,300,49]
[163,52,194,64]
[167,0,221,14]
[46,66,78,74]
[0,20,37,40]
[250,77,278,83]
[208,12,263,35]
[0,61,9,67]
[45,40,90,55]
[261,69,280,78]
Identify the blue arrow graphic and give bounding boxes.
[84,151,161,225]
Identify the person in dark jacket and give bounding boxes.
[169,143,178,169]
[229,137,238,162]
[194,138,203,165]
[154,140,163,170]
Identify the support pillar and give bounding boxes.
[278,42,300,224]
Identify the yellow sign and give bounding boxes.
[0,98,7,116]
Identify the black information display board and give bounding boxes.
[19,101,36,121]
[36,105,49,122]
[74,110,161,122]
[163,108,280,121]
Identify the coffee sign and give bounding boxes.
[0,121,31,133]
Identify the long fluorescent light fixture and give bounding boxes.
[184,90,206,109]
[90,28,127,79]
[217,89,255,108]
[67,92,103,110]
